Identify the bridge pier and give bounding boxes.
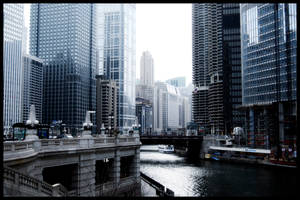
[78,153,96,196]
[113,149,121,187]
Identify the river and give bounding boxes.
[140,145,297,197]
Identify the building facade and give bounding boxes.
[140,51,154,86]
[136,97,153,135]
[30,4,97,132]
[192,3,243,134]
[96,4,136,129]
[136,84,154,103]
[22,55,43,123]
[240,4,297,152]
[166,76,186,88]
[96,75,118,134]
[153,82,188,133]
[3,4,24,133]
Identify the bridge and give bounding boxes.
[3,134,141,197]
[140,135,203,156]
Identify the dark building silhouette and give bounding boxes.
[192,3,244,134]
[30,4,96,133]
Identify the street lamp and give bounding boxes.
[108,113,114,134]
[138,124,141,135]
[100,123,105,136]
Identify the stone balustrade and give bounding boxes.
[4,135,140,162]
[3,166,67,197]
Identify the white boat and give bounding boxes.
[158,145,174,153]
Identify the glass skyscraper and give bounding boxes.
[96,4,136,129]
[22,55,43,123]
[240,4,297,150]
[30,4,96,131]
[192,3,244,134]
[3,4,24,133]
[241,3,297,105]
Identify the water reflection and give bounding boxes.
[140,145,297,197]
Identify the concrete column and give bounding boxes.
[278,102,284,144]
[131,148,140,179]
[130,148,141,196]
[78,153,96,196]
[113,149,120,186]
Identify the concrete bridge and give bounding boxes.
[3,134,141,196]
[140,135,203,156]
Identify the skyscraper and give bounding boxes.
[192,3,243,134]
[140,51,154,86]
[3,4,24,132]
[240,4,297,150]
[96,4,136,129]
[166,76,186,87]
[22,55,43,123]
[30,4,96,132]
[96,75,118,134]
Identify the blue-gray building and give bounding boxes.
[240,4,297,152]
[3,4,24,133]
[96,4,136,129]
[22,55,43,123]
[30,4,97,132]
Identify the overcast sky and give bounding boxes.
[24,4,192,85]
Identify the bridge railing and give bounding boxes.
[4,135,140,161]
[4,140,34,152]
[3,166,68,197]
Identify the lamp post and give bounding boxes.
[108,113,114,135]
[100,123,105,136]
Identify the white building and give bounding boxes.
[3,4,24,133]
[153,81,191,133]
[140,51,154,86]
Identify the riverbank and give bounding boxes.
[203,156,297,169]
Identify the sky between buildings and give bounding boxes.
[24,3,192,85]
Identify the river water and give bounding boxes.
[140,145,297,197]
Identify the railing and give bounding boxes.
[140,172,174,197]
[4,140,34,152]
[4,135,140,162]
[3,166,68,197]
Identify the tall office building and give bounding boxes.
[3,4,24,132]
[166,76,186,88]
[96,4,136,129]
[96,75,118,134]
[22,55,43,123]
[192,3,243,134]
[140,51,154,86]
[240,4,297,150]
[30,4,97,132]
